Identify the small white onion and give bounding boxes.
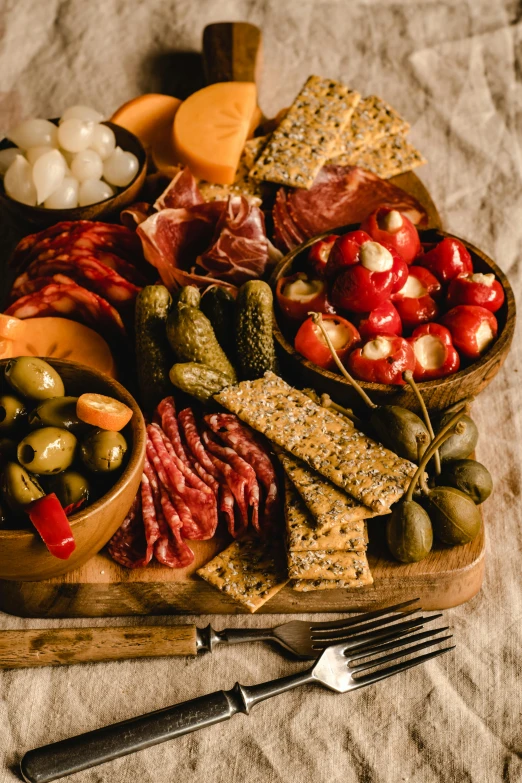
[102,146,139,187]
[4,155,37,205]
[26,145,55,165]
[0,147,21,175]
[58,119,94,152]
[78,178,114,206]
[44,176,80,209]
[32,149,66,204]
[70,149,103,182]
[89,123,116,160]
[59,105,104,124]
[6,119,59,150]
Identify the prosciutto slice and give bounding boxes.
[284,165,427,238]
[154,167,204,211]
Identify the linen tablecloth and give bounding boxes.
[1,1,521,781]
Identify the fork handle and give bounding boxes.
[20,670,316,783]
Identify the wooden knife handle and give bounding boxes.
[0,625,197,668]
[202,22,263,85]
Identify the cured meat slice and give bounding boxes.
[197,196,270,285]
[154,167,204,211]
[205,413,280,528]
[157,397,192,466]
[107,493,154,569]
[147,424,217,539]
[274,189,306,248]
[5,281,126,338]
[144,453,193,568]
[202,429,260,532]
[27,244,146,287]
[120,202,156,230]
[6,274,74,298]
[178,408,248,537]
[11,255,141,311]
[286,165,427,238]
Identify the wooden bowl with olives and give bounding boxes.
[270,227,516,413]
[0,358,146,581]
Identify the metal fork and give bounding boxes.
[20,616,453,783]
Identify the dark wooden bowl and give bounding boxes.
[0,358,146,581]
[0,121,147,230]
[270,227,516,413]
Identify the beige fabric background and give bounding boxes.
[1,1,522,781]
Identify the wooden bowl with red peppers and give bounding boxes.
[270,227,516,413]
[0,359,146,582]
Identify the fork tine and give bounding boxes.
[312,614,441,650]
[348,634,453,673]
[311,608,419,640]
[345,626,450,659]
[308,599,420,632]
[350,646,455,689]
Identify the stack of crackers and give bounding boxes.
[198,372,417,612]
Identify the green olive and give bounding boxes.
[81,429,128,473]
[48,470,91,509]
[437,459,493,505]
[5,357,65,400]
[0,394,27,432]
[17,427,77,475]
[1,461,44,511]
[28,396,83,433]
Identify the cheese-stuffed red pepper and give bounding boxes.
[308,234,339,277]
[331,240,407,312]
[347,335,415,385]
[418,237,473,283]
[294,314,360,370]
[447,272,505,313]
[440,305,498,360]
[407,323,460,381]
[392,266,441,330]
[325,230,372,280]
[360,207,421,264]
[358,301,403,340]
[275,272,332,322]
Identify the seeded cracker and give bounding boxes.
[291,576,373,591]
[198,136,268,204]
[197,536,289,613]
[331,94,410,158]
[279,450,375,534]
[215,372,417,512]
[288,548,372,581]
[283,473,368,552]
[249,75,360,189]
[336,134,426,179]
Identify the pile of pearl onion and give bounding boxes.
[0,105,139,209]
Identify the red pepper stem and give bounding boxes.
[310,312,377,410]
[403,370,441,476]
[405,411,465,503]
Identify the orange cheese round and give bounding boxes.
[173,82,257,185]
[110,94,182,150]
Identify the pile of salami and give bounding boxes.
[273,165,428,253]
[108,397,280,569]
[6,221,148,338]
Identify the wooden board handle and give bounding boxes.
[0,625,197,668]
[202,22,262,85]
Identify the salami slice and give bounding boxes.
[205,413,281,528]
[157,397,192,466]
[286,165,427,238]
[202,429,260,532]
[107,493,154,569]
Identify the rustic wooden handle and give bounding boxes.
[202,22,263,85]
[0,625,197,668]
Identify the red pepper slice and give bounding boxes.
[417,237,473,283]
[358,301,403,340]
[407,323,460,381]
[447,272,505,313]
[325,230,372,281]
[275,272,332,322]
[391,266,441,330]
[348,335,415,385]
[294,314,360,370]
[361,207,421,265]
[308,234,339,277]
[440,305,498,360]
[27,493,76,560]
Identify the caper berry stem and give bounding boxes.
[405,410,466,503]
[319,394,362,425]
[443,396,475,415]
[403,370,441,476]
[310,312,378,410]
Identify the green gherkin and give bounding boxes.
[236,280,278,380]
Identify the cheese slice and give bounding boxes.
[173,82,258,185]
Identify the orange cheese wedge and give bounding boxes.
[110,94,182,150]
[173,82,257,185]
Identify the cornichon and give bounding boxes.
[200,285,236,360]
[166,288,236,382]
[135,285,173,412]
[236,280,278,380]
[173,285,201,308]
[169,363,232,403]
